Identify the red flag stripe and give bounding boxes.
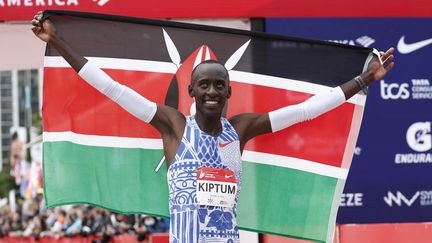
[228,82,355,167]
[42,67,172,138]
[43,67,354,167]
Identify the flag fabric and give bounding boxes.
[42,10,372,243]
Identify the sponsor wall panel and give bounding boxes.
[338,223,432,243]
[266,18,432,224]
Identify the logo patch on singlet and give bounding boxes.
[219,141,233,148]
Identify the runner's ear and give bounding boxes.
[227,86,231,99]
[188,84,194,97]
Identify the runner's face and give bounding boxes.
[189,63,231,116]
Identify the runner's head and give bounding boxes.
[190,60,229,85]
[189,60,231,116]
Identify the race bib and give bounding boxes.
[196,167,237,208]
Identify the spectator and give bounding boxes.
[65,210,83,236]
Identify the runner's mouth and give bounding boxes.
[205,100,219,105]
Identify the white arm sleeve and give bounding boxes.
[268,87,346,132]
[78,61,157,123]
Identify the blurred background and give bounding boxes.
[0,1,431,242]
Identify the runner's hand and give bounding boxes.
[368,47,395,82]
[31,11,56,43]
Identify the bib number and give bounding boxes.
[196,167,237,208]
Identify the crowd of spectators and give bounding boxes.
[0,192,169,242]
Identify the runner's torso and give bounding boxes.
[168,115,242,243]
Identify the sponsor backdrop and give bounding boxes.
[266,18,432,224]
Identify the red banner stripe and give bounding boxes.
[2,0,431,21]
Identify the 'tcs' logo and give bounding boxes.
[406,122,432,152]
[380,80,410,100]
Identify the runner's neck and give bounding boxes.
[194,113,223,137]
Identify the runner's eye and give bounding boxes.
[216,81,225,89]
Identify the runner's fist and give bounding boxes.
[31,11,56,43]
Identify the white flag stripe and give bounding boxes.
[44,56,178,74]
[43,131,163,149]
[44,56,365,106]
[242,150,348,179]
[43,131,347,179]
[229,70,365,106]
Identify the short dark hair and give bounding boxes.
[11,132,18,140]
[191,60,229,83]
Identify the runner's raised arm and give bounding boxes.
[230,48,395,151]
[32,11,186,164]
[32,12,86,72]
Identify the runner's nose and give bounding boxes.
[207,83,218,96]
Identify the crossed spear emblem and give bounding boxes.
[155,28,251,172]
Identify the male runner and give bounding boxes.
[32,12,394,243]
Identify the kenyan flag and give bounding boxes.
[42,11,372,243]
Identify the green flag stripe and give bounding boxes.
[44,141,336,242]
[43,131,347,179]
[238,161,337,242]
[43,141,169,216]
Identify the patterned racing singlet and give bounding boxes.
[168,116,242,243]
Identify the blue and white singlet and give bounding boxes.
[168,116,242,243]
